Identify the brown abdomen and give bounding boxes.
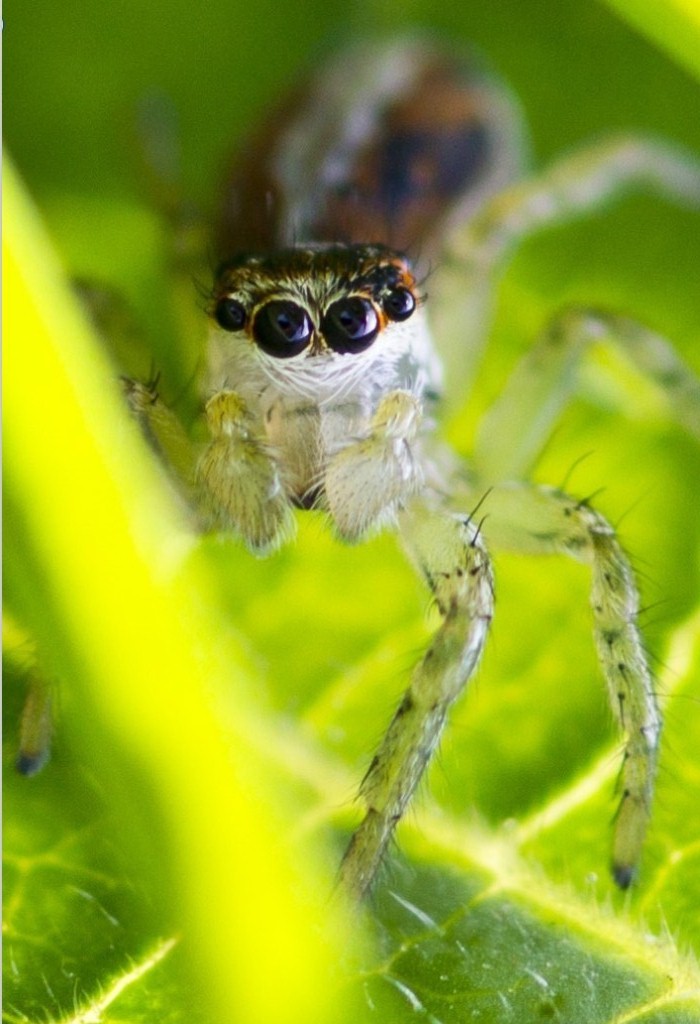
[216,36,526,262]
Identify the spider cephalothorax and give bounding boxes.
[202,243,436,529]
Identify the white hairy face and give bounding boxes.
[204,244,441,502]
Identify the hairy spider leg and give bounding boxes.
[456,481,661,888]
[338,498,494,900]
[473,308,700,483]
[431,136,700,406]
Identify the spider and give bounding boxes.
[27,35,700,901]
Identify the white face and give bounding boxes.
[205,243,442,411]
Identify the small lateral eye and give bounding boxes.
[214,297,247,332]
[382,287,415,322]
[322,297,379,354]
[253,300,313,358]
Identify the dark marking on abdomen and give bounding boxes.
[377,124,490,216]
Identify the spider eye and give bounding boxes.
[214,297,247,332]
[253,300,313,357]
[322,297,379,354]
[382,287,415,322]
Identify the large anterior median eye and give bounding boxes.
[253,300,313,357]
[322,297,379,354]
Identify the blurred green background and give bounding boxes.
[6,0,700,373]
[7,0,700,197]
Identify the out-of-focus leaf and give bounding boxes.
[3,161,357,1024]
[603,0,700,79]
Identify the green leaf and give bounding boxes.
[602,0,700,80]
[4,2,700,1023]
[3,162,359,1024]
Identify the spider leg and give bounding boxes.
[16,669,53,777]
[338,496,494,899]
[453,135,700,276]
[432,136,700,401]
[123,376,200,494]
[472,306,700,481]
[125,380,294,552]
[463,481,660,888]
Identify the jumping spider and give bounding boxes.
[30,36,700,899]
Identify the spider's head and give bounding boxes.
[209,243,423,363]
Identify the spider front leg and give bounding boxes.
[469,482,660,888]
[339,497,494,900]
